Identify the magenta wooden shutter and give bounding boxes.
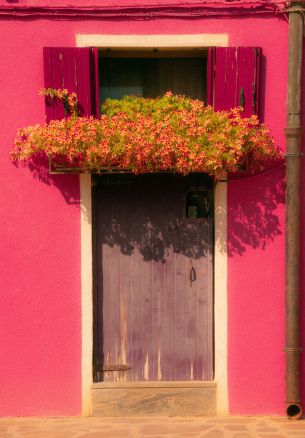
[43,47,99,121]
[207,47,261,117]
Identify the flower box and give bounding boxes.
[12,89,281,179]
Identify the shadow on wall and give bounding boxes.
[223,165,285,257]
[99,216,213,263]
[94,170,285,262]
[15,158,285,259]
[94,173,214,263]
[14,154,81,205]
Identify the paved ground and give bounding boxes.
[1,416,305,437]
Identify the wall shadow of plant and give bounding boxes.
[94,173,214,263]
[95,168,285,263]
[100,216,213,263]
[216,165,285,257]
[13,154,81,205]
[14,158,285,260]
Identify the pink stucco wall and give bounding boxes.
[0,6,293,416]
[227,23,288,415]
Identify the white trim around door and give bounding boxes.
[77,33,229,416]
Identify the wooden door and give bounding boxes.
[93,173,214,382]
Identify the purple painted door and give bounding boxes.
[94,174,214,382]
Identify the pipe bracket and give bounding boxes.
[284,6,305,15]
[286,399,302,403]
[283,347,303,352]
[285,127,302,137]
[285,152,303,157]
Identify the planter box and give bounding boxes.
[49,160,134,174]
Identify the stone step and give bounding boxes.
[91,381,217,416]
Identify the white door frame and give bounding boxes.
[77,33,229,416]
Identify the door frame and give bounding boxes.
[77,33,229,416]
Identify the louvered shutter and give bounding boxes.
[207,47,261,117]
[43,47,99,121]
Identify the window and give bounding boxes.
[43,46,261,120]
[99,50,207,102]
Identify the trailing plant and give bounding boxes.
[11,89,282,178]
[39,88,79,116]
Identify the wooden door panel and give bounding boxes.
[94,174,213,382]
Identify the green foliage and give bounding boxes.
[12,90,282,178]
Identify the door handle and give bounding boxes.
[190,266,196,286]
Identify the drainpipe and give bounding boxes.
[285,1,304,420]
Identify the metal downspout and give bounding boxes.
[285,2,304,420]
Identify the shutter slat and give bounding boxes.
[91,48,100,118]
[206,47,215,106]
[225,48,238,111]
[43,47,97,121]
[75,49,92,116]
[238,48,251,117]
[43,47,51,121]
[214,48,227,112]
[63,48,73,96]
[254,48,261,117]
[207,47,261,118]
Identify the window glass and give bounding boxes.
[99,56,207,102]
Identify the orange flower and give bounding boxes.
[11,90,282,178]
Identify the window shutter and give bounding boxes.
[207,47,261,117]
[43,47,99,121]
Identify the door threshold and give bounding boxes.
[92,380,216,389]
[91,381,217,416]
